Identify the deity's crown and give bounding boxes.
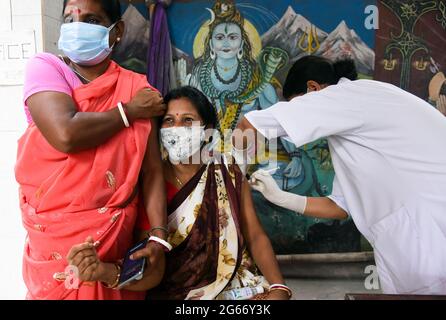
[210,0,243,26]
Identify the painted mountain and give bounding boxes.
[262,6,375,76]
[315,20,375,75]
[262,6,328,61]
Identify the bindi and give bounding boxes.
[67,6,81,15]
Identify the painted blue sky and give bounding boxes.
[166,0,376,57]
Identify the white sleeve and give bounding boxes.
[245,108,288,140]
[245,85,364,148]
[327,176,349,215]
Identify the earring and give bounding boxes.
[117,37,121,43]
[237,48,243,60]
[210,49,216,60]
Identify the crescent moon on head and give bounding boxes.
[206,8,215,25]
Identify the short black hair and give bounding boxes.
[441,82,446,96]
[164,86,218,129]
[62,0,122,24]
[283,56,358,100]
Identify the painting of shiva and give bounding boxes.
[169,0,376,253]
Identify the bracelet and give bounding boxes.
[148,226,169,236]
[103,263,121,289]
[148,236,172,253]
[117,102,130,128]
[269,284,292,298]
[122,103,130,119]
[269,283,291,290]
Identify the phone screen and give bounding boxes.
[118,238,148,287]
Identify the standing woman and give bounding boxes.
[15,0,167,300]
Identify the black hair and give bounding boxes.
[163,86,218,129]
[441,82,446,96]
[62,0,122,24]
[283,56,358,100]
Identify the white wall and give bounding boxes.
[42,0,63,54]
[0,0,46,300]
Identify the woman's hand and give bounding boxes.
[125,88,167,122]
[130,241,165,278]
[120,241,166,291]
[266,289,291,300]
[66,236,102,282]
[66,236,120,286]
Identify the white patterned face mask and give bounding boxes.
[160,126,206,163]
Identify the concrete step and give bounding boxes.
[286,278,381,300]
[278,252,375,279]
[277,252,381,299]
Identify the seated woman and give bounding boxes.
[134,86,291,300]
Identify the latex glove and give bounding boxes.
[283,157,303,178]
[249,169,307,214]
[437,95,446,116]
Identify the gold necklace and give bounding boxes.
[174,175,184,187]
[71,64,92,83]
[169,162,184,187]
[58,55,92,83]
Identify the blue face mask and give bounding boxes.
[58,22,118,66]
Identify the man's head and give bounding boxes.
[283,56,358,100]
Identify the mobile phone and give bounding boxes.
[117,238,148,289]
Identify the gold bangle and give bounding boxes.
[269,287,292,298]
[103,263,121,289]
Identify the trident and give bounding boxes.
[298,25,321,54]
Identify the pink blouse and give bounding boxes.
[23,53,83,124]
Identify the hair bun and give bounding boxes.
[333,59,358,81]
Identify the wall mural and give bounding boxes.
[114,4,150,74]
[374,0,446,106]
[168,0,376,254]
[116,0,445,254]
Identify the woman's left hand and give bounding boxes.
[127,241,166,286]
[266,289,291,300]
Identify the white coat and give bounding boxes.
[246,78,446,294]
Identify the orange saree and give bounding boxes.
[15,61,152,300]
